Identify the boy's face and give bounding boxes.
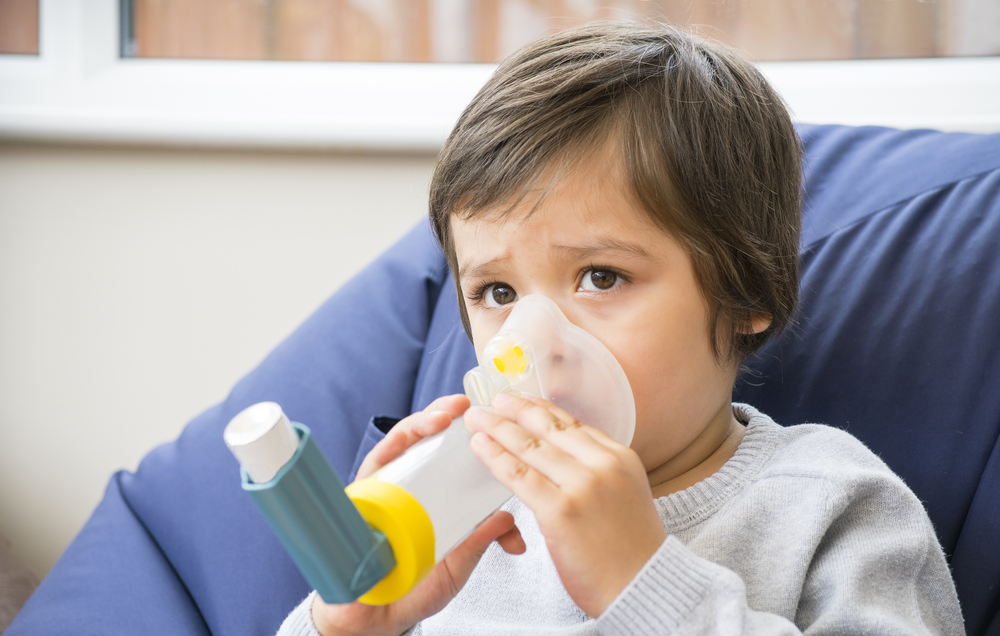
[451,152,741,473]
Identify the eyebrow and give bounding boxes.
[553,239,652,260]
[459,259,507,283]
[458,238,651,282]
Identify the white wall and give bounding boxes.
[0,142,437,580]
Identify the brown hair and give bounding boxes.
[429,23,802,363]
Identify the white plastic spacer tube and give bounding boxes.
[224,402,300,484]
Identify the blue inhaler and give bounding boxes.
[224,295,635,605]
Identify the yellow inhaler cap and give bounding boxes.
[345,479,435,605]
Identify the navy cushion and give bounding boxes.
[8,124,1000,635]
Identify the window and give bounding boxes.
[121,0,999,63]
[0,1,997,151]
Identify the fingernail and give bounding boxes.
[466,406,486,420]
[493,392,513,405]
[471,432,489,446]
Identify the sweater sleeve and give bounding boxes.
[596,536,800,636]
[596,468,964,636]
[277,592,322,636]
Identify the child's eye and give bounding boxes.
[482,283,518,307]
[579,269,624,292]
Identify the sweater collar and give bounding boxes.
[653,403,779,532]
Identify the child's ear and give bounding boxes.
[742,312,772,335]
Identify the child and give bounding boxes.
[280,23,963,636]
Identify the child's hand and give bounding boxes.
[464,393,666,618]
[311,394,526,636]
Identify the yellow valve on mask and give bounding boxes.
[491,341,529,383]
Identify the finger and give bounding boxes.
[465,406,586,486]
[355,411,448,478]
[469,429,560,512]
[496,525,526,555]
[435,511,518,597]
[355,398,466,479]
[373,510,520,631]
[460,511,517,556]
[422,394,471,420]
[520,394,623,452]
[489,394,615,465]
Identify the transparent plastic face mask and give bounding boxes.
[463,294,636,447]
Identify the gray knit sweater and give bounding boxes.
[277,404,963,635]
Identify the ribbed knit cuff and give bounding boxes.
[596,536,715,636]
[276,590,322,636]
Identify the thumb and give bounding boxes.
[391,511,518,625]
[437,511,518,598]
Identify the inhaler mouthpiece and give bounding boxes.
[466,295,635,446]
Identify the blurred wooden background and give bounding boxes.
[0,0,39,55]
[124,0,1000,62]
[1,0,997,61]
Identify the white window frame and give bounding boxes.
[1,0,998,152]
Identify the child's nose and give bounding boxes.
[546,298,587,336]
[520,295,579,362]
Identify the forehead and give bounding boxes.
[451,155,666,277]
